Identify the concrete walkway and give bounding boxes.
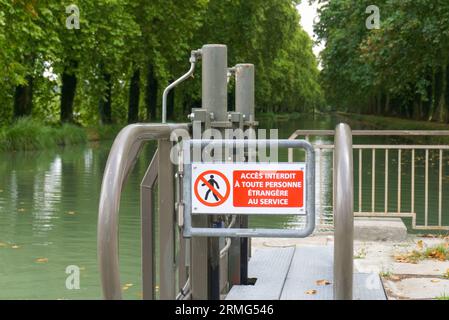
[252,234,449,300]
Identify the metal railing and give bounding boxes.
[333,124,354,300]
[289,129,449,231]
[97,123,188,300]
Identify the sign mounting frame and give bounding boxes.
[182,139,316,238]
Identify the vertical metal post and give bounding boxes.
[191,44,228,300]
[425,149,429,226]
[234,64,255,286]
[178,235,188,294]
[358,149,362,213]
[411,149,415,213]
[141,150,159,300]
[371,149,376,212]
[384,149,388,213]
[158,140,176,299]
[439,149,443,226]
[209,222,221,300]
[202,44,228,122]
[235,64,255,121]
[240,220,249,285]
[333,123,354,300]
[397,149,402,213]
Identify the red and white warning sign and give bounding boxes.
[191,163,306,214]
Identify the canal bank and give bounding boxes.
[252,234,449,300]
[0,112,448,299]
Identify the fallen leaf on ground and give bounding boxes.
[316,279,331,286]
[122,283,133,291]
[35,258,48,263]
[431,279,440,283]
[417,240,424,249]
[305,290,317,295]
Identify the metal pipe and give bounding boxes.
[220,216,237,258]
[439,149,443,226]
[176,278,191,300]
[201,44,228,122]
[98,123,188,300]
[397,149,402,213]
[371,149,375,212]
[162,50,201,123]
[425,149,429,226]
[158,140,176,299]
[333,123,354,300]
[140,149,159,300]
[289,130,449,138]
[384,149,388,213]
[235,64,255,122]
[234,63,254,287]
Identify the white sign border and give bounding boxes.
[191,162,306,215]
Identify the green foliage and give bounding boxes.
[315,0,449,121]
[0,0,322,128]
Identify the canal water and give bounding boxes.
[0,114,448,299]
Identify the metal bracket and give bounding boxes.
[182,139,315,238]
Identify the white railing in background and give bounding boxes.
[289,130,449,231]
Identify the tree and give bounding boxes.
[314,0,449,122]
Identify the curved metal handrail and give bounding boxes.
[98,123,188,300]
[333,123,354,300]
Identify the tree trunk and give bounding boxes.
[439,64,448,123]
[428,68,437,121]
[13,75,34,118]
[60,61,78,123]
[445,64,449,123]
[384,93,390,115]
[376,91,382,115]
[99,73,113,124]
[128,68,140,124]
[145,64,158,121]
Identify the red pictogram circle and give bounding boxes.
[194,170,230,207]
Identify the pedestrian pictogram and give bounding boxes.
[194,170,230,207]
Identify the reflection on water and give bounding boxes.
[0,113,448,299]
[0,142,156,299]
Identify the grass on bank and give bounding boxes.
[0,117,122,151]
[436,293,449,300]
[394,243,449,264]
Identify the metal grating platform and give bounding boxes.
[226,246,386,300]
[225,247,295,300]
